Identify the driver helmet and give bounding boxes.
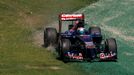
[77,27,85,35]
[75,20,84,28]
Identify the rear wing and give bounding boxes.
[59,13,84,21]
[58,13,85,33]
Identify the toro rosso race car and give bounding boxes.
[44,13,117,62]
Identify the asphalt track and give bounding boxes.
[75,0,134,75]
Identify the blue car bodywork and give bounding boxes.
[60,30,102,61]
[44,14,117,62]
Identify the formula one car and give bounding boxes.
[44,13,117,62]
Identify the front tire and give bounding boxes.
[105,38,117,60]
[59,39,71,62]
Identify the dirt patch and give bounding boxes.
[32,21,59,48]
[16,11,45,28]
[48,66,62,70]
[33,30,44,47]
[32,29,56,52]
[24,64,62,70]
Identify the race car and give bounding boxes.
[44,13,117,62]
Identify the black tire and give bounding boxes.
[62,39,71,51]
[105,38,117,59]
[44,27,57,47]
[60,39,71,62]
[89,27,101,34]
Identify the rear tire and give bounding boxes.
[44,27,57,47]
[105,38,117,59]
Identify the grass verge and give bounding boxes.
[0,0,98,75]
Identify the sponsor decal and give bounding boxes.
[60,14,83,20]
[100,52,116,59]
[100,53,105,59]
[67,52,83,60]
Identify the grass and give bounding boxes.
[77,0,134,75]
[0,0,98,75]
[0,0,98,29]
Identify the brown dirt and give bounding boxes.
[32,21,59,48]
[33,30,44,47]
[24,64,62,70]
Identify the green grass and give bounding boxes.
[0,0,98,29]
[76,0,134,75]
[0,0,97,75]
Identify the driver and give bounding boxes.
[65,20,85,35]
[77,27,85,35]
[70,20,84,32]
